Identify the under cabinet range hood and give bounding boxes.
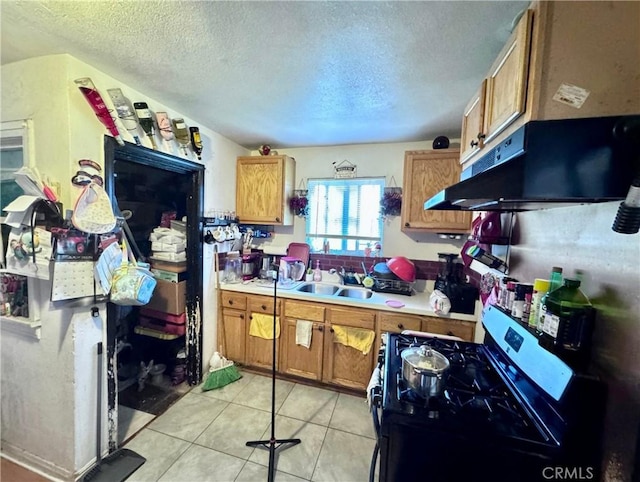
[424,115,640,211]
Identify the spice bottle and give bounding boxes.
[511,283,533,321]
[527,278,550,329]
[505,281,517,313]
[497,277,517,310]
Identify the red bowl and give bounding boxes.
[386,257,416,282]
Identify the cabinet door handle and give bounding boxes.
[240,314,244,319]
[404,222,410,228]
[261,304,267,310]
[275,217,280,223]
[470,140,479,148]
[397,323,404,330]
[330,328,334,333]
[477,133,486,140]
[317,325,323,332]
[228,300,233,305]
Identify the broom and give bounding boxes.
[202,351,242,391]
[202,245,242,391]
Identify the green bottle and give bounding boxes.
[539,278,595,369]
[537,267,563,331]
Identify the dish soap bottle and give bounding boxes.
[313,260,322,282]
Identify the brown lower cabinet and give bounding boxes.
[280,300,326,381]
[322,306,376,390]
[220,291,476,392]
[220,292,247,364]
[246,295,281,371]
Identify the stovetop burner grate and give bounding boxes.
[386,333,547,442]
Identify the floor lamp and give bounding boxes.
[246,271,301,482]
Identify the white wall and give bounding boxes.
[252,142,468,260]
[1,54,248,480]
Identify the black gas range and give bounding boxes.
[370,305,606,482]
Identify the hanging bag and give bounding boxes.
[71,181,117,234]
[110,238,157,306]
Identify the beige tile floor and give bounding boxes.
[123,371,377,481]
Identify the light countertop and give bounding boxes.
[219,277,479,323]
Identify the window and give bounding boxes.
[306,177,384,255]
[1,120,29,219]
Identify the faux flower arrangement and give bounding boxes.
[380,189,402,217]
[289,191,309,217]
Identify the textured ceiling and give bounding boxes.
[1,1,529,149]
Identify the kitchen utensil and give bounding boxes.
[386,256,416,282]
[401,345,449,400]
[460,240,476,267]
[223,251,242,283]
[478,212,502,244]
[278,256,305,284]
[286,242,310,270]
[373,262,397,280]
[241,253,260,280]
[213,227,225,242]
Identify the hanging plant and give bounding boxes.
[380,176,402,217]
[289,179,309,217]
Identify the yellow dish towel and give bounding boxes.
[332,325,375,355]
[249,313,280,339]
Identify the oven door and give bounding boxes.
[378,412,554,482]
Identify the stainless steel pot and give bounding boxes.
[401,345,450,399]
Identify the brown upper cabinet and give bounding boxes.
[461,1,640,168]
[236,155,295,225]
[401,149,471,234]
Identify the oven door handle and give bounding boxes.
[369,387,381,482]
[370,389,381,441]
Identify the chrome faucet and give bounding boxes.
[328,267,346,285]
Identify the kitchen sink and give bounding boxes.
[296,283,341,295]
[295,282,373,300]
[336,288,373,299]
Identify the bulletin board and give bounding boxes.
[51,260,104,301]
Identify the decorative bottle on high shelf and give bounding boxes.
[75,77,124,145]
[133,102,157,149]
[538,278,595,371]
[172,118,190,156]
[189,126,203,160]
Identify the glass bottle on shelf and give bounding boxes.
[172,118,190,156]
[156,112,174,142]
[133,102,157,149]
[107,88,141,145]
[75,77,124,145]
[189,126,203,160]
